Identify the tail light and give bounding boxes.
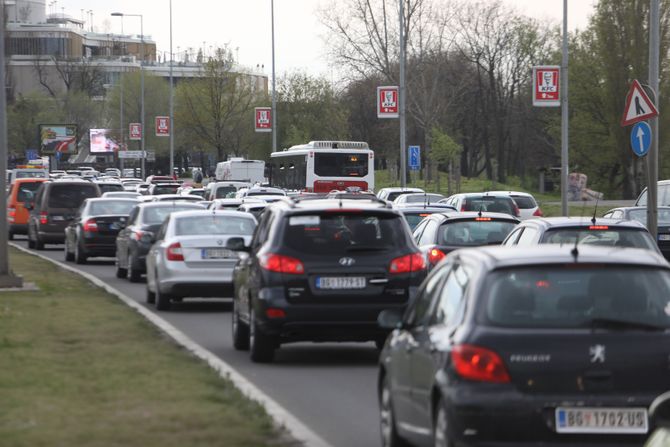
[83,219,98,232]
[265,308,286,319]
[8,207,15,222]
[533,208,543,217]
[428,248,446,265]
[260,253,305,274]
[513,203,521,217]
[166,242,184,261]
[132,230,154,243]
[389,253,427,274]
[451,344,510,383]
[39,212,48,225]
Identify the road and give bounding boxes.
[13,238,382,447]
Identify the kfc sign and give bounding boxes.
[377,86,399,118]
[255,107,272,133]
[155,116,170,137]
[129,123,142,141]
[532,66,560,107]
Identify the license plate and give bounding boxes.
[201,248,235,259]
[51,215,64,221]
[555,407,648,434]
[316,277,366,289]
[659,234,670,241]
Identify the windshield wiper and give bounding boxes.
[587,317,666,332]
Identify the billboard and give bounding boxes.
[255,107,272,132]
[89,128,121,154]
[155,116,170,136]
[39,124,78,155]
[377,86,399,118]
[532,66,560,107]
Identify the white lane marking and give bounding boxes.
[11,242,333,447]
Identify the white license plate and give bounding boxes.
[659,234,670,241]
[201,248,235,259]
[51,215,64,221]
[555,407,648,434]
[316,277,366,290]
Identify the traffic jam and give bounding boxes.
[7,140,670,447]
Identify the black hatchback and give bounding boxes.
[377,245,670,447]
[228,198,428,363]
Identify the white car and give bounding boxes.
[205,181,251,200]
[145,210,257,311]
[376,187,424,202]
[392,192,445,206]
[488,190,542,220]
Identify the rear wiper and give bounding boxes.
[587,317,666,331]
[346,245,391,252]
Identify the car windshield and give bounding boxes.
[482,266,670,329]
[400,194,444,204]
[142,205,201,224]
[314,153,369,178]
[153,185,180,195]
[175,215,256,236]
[97,184,123,193]
[214,186,237,198]
[438,220,517,246]
[628,209,670,225]
[542,228,657,250]
[512,196,536,209]
[387,191,421,202]
[463,196,515,215]
[284,213,405,255]
[48,185,98,208]
[89,200,137,216]
[16,171,46,179]
[16,182,42,202]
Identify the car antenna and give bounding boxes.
[423,192,428,209]
[591,194,601,225]
[478,204,483,218]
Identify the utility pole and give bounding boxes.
[169,0,174,177]
[560,0,569,216]
[398,0,407,188]
[271,0,277,152]
[648,0,660,238]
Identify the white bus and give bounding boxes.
[269,141,374,193]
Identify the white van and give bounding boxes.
[215,158,265,183]
[205,181,252,201]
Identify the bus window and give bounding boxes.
[314,153,369,178]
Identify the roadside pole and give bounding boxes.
[648,0,660,239]
[398,0,407,188]
[560,0,569,216]
[0,3,23,287]
[271,0,277,153]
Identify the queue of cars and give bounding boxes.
[7,177,670,446]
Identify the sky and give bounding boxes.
[55,0,598,77]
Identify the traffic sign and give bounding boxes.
[155,116,170,137]
[630,121,652,157]
[621,80,658,127]
[118,150,145,159]
[532,66,560,107]
[255,107,272,133]
[408,146,421,170]
[129,123,142,141]
[377,86,399,118]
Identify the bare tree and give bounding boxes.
[33,56,105,98]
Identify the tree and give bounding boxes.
[431,126,462,193]
[33,57,105,98]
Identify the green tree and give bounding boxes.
[431,126,462,194]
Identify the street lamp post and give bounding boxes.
[271,0,277,152]
[112,12,145,179]
[169,0,174,178]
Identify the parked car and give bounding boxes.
[114,201,205,281]
[7,178,47,239]
[413,211,519,268]
[376,187,424,202]
[26,180,101,249]
[440,192,521,217]
[394,204,457,231]
[392,192,445,206]
[603,206,670,260]
[228,197,427,362]
[135,183,151,195]
[180,187,206,198]
[64,198,138,263]
[377,245,670,447]
[488,190,543,219]
[104,168,121,177]
[146,210,257,310]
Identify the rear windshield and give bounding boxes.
[97,183,124,193]
[215,186,237,198]
[511,196,536,209]
[387,191,417,202]
[283,213,406,255]
[438,220,517,246]
[16,182,42,202]
[153,185,180,195]
[628,209,670,225]
[175,215,256,236]
[482,266,670,329]
[401,194,444,204]
[463,196,515,215]
[89,200,137,216]
[188,190,206,198]
[142,205,201,224]
[16,171,47,179]
[542,228,656,250]
[48,184,98,208]
[403,212,433,230]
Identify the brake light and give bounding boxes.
[513,203,521,217]
[389,253,426,274]
[428,248,446,265]
[451,344,510,383]
[8,207,15,222]
[265,308,286,319]
[533,208,543,217]
[166,242,184,261]
[39,212,48,225]
[589,225,609,230]
[419,213,431,217]
[260,253,305,274]
[475,217,492,221]
[83,219,98,232]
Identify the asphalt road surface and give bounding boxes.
[13,238,382,447]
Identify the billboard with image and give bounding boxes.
[89,128,121,154]
[39,124,78,155]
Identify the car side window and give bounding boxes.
[418,220,439,245]
[660,185,669,206]
[155,221,168,241]
[404,265,450,328]
[127,208,139,225]
[516,227,539,247]
[602,212,612,219]
[251,211,273,250]
[637,189,648,206]
[503,227,524,246]
[412,220,428,241]
[611,210,624,219]
[430,263,472,327]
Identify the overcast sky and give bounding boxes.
[57,0,598,77]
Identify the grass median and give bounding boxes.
[0,247,291,447]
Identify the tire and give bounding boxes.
[27,229,35,249]
[74,240,87,264]
[127,253,141,282]
[249,309,275,363]
[232,299,250,351]
[8,231,14,241]
[115,259,127,279]
[155,278,171,311]
[64,240,74,262]
[35,235,44,251]
[433,397,454,447]
[146,286,156,304]
[379,375,411,447]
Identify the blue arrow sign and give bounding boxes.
[408,146,421,170]
[630,121,652,157]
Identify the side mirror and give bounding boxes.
[226,237,250,252]
[650,391,670,429]
[377,309,404,330]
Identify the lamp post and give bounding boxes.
[112,12,145,179]
[169,0,174,178]
[271,0,277,152]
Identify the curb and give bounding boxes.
[10,243,333,447]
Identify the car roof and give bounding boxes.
[13,177,47,183]
[397,206,457,213]
[136,201,204,209]
[455,192,515,198]
[380,187,424,192]
[605,206,670,212]
[85,198,138,203]
[519,216,647,229]
[454,245,669,270]
[428,211,520,222]
[276,198,398,214]
[487,190,535,198]
[168,209,256,219]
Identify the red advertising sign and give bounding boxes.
[377,86,399,118]
[129,123,142,141]
[255,107,272,133]
[532,66,560,107]
[155,116,170,137]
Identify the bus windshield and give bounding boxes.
[314,153,368,178]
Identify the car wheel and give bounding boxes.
[232,299,250,351]
[127,253,141,282]
[64,240,74,262]
[115,257,127,278]
[155,278,171,311]
[434,397,454,447]
[35,234,44,250]
[74,240,87,264]
[8,231,14,241]
[27,227,35,249]
[249,309,275,363]
[146,286,156,304]
[380,375,410,447]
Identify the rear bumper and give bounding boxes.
[82,234,118,257]
[9,223,27,234]
[158,266,234,298]
[37,230,65,243]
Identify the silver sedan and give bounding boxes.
[146,210,256,311]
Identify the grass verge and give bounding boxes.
[0,248,289,447]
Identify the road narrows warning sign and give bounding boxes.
[621,80,658,127]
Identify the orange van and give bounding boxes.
[8,178,46,239]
